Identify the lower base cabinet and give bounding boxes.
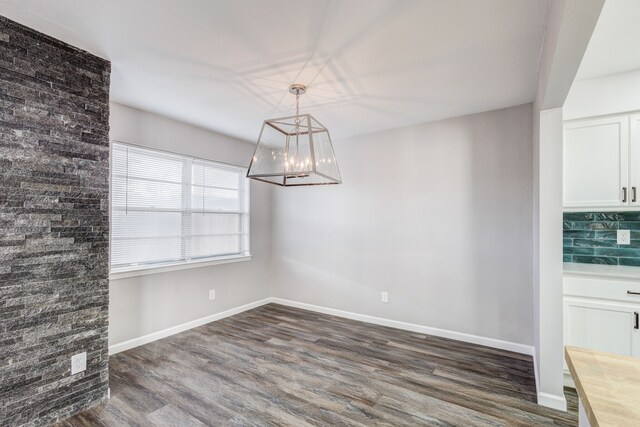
[563,274,640,384]
[564,298,640,357]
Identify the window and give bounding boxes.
[110,142,250,273]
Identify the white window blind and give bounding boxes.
[110,142,250,272]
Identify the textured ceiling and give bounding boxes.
[575,0,640,81]
[0,0,548,141]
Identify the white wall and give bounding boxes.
[565,69,640,120]
[534,107,565,408]
[532,0,604,410]
[531,0,566,408]
[108,102,271,347]
[271,104,534,346]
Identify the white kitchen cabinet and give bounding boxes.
[563,272,640,385]
[564,298,640,358]
[563,115,629,209]
[629,114,640,207]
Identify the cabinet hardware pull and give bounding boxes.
[635,312,639,330]
[628,291,640,295]
[634,187,637,203]
[623,187,628,203]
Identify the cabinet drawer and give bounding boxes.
[564,275,640,303]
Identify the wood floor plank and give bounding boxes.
[55,304,577,426]
[147,404,207,427]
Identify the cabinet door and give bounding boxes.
[563,116,629,208]
[563,298,640,365]
[629,114,640,206]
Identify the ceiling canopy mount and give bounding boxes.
[288,84,306,96]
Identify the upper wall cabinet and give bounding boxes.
[563,115,630,210]
[629,114,640,209]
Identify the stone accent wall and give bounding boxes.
[0,16,110,426]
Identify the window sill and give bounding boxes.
[109,254,252,280]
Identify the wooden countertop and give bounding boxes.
[565,346,640,426]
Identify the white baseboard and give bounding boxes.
[108,298,271,354]
[108,296,562,410]
[537,391,568,411]
[110,297,535,357]
[268,297,535,356]
[531,349,569,411]
[533,351,540,392]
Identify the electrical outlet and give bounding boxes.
[381,291,389,303]
[71,352,86,375]
[618,229,631,245]
[209,289,216,300]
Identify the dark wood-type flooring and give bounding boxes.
[56,304,577,426]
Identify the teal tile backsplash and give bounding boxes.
[563,212,640,266]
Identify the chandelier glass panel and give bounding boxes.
[247,84,341,186]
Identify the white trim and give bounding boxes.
[564,108,640,124]
[268,298,535,356]
[533,351,540,393]
[537,391,568,411]
[107,296,565,410]
[109,297,536,356]
[563,206,640,212]
[532,351,569,412]
[108,297,270,354]
[109,255,252,280]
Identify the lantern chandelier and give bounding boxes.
[246,84,341,186]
